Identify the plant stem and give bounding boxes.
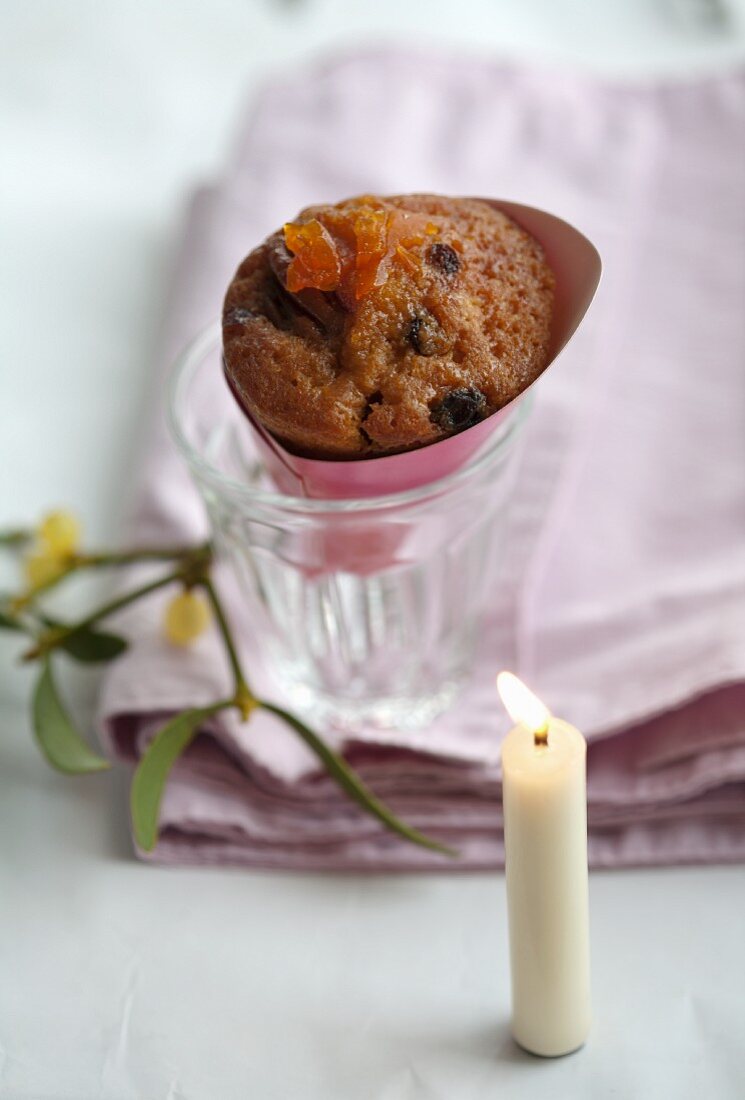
[13,561,78,607]
[0,529,32,548]
[6,613,37,637]
[23,566,188,660]
[79,543,211,568]
[200,576,255,714]
[66,568,186,632]
[12,542,211,610]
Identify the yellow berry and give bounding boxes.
[163,590,211,646]
[38,510,81,556]
[23,549,65,590]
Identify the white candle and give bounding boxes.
[497,672,591,1057]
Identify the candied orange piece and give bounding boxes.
[352,209,390,299]
[391,209,430,248]
[282,203,446,302]
[283,219,341,293]
[353,260,384,300]
[354,209,388,271]
[395,244,420,275]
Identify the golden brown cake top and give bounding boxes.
[223,194,555,459]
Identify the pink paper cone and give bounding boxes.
[225,199,601,501]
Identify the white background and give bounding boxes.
[2,3,745,1097]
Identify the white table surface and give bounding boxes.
[2,4,744,1097]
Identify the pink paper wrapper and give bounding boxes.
[225,199,602,500]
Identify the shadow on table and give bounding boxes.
[312,1016,558,1099]
[392,1019,541,1066]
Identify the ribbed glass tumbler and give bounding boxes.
[169,325,530,732]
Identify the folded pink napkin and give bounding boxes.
[99,50,745,869]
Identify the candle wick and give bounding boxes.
[533,723,549,748]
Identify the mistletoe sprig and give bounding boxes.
[0,512,453,857]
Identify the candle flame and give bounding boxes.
[497,672,551,737]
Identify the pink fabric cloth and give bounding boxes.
[98,50,745,869]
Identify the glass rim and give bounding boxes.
[167,321,532,515]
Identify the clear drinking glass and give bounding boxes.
[168,324,531,732]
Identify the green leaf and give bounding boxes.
[32,658,110,773]
[260,702,456,858]
[39,615,128,663]
[130,702,229,851]
[58,626,128,663]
